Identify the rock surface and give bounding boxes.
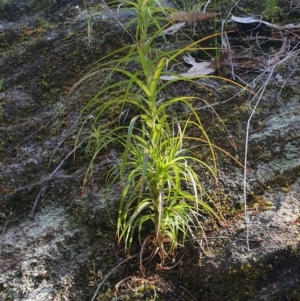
[1,0,300,300]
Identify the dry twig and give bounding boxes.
[28,140,84,218]
[90,254,139,301]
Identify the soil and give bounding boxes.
[1,0,300,300]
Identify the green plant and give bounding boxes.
[40,18,52,29]
[262,0,281,22]
[107,98,222,261]
[77,0,246,263]
[83,0,98,47]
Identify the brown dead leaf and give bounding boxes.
[211,50,233,69]
[167,11,221,23]
[160,54,216,80]
[0,187,7,194]
[183,55,216,75]
[162,21,186,35]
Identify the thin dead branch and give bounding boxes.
[28,140,85,219]
[8,173,81,197]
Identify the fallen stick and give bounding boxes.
[28,140,84,219]
[9,173,81,197]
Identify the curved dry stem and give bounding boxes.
[90,253,139,301]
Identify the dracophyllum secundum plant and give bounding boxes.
[77,0,246,263]
[107,103,222,261]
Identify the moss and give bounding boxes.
[193,245,300,300]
